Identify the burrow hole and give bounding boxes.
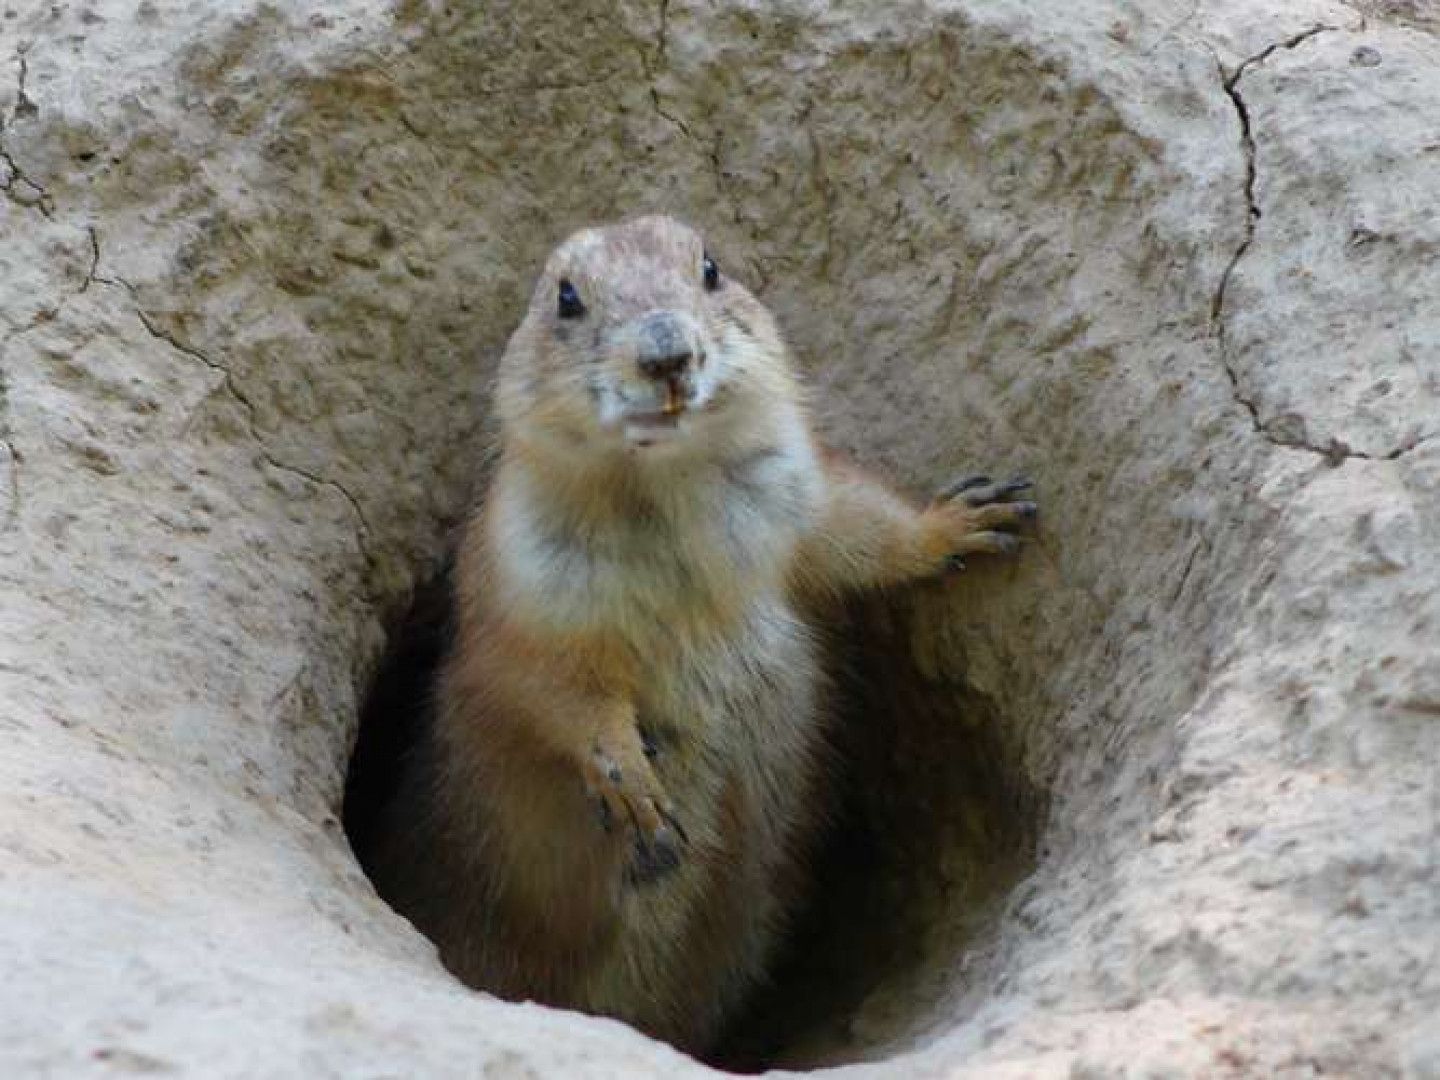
[343,565,1043,1072]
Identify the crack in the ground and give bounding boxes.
[1223,24,1337,85]
[1204,25,1431,467]
[9,230,380,575]
[1,437,19,533]
[107,278,376,567]
[1,225,102,347]
[637,0,694,142]
[0,142,53,217]
[2,45,52,218]
[80,227,100,292]
[11,46,36,122]
[637,0,753,269]
[1168,536,1207,609]
[656,0,671,69]
[648,86,695,140]
[1381,431,1437,460]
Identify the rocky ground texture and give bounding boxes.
[2,0,1437,1076]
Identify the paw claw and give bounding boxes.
[927,471,1036,574]
[591,795,615,833]
[959,476,1034,507]
[938,473,992,500]
[585,735,687,885]
[626,823,683,886]
[661,805,689,846]
[987,532,1022,556]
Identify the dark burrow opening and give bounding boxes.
[344,567,1043,1072]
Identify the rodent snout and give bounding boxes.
[636,311,704,380]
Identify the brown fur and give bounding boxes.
[368,216,1032,1056]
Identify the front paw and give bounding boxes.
[582,733,687,886]
[926,474,1037,571]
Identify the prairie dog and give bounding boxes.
[367,215,1033,1055]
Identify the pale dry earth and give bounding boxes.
[1,0,1437,1077]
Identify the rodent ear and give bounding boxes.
[558,278,586,319]
[702,253,721,291]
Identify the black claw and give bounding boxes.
[962,476,1035,507]
[938,473,992,501]
[1014,500,1038,521]
[592,796,615,833]
[992,533,1022,556]
[662,806,690,846]
[640,732,658,760]
[946,554,967,573]
[626,826,683,886]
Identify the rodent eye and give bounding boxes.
[702,253,720,291]
[557,278,586,319]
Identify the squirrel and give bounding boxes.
[364,215,1034,1056]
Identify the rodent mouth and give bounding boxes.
[625,410,683,427]
[622,410,684,449]
[619,378,700,447]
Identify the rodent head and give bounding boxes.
[497,215,797,459]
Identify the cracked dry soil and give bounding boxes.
[1208,24,1431,464]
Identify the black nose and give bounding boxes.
[637,313,693,379]
[639,350,691,378]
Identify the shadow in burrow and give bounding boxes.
[342,558,1045,1072]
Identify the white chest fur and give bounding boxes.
[489,437,821,650]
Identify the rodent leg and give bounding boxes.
[581,704,687,886]
[793,460,1039,600]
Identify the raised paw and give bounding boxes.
[582,733,686,886]
[926,473,1037,572]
